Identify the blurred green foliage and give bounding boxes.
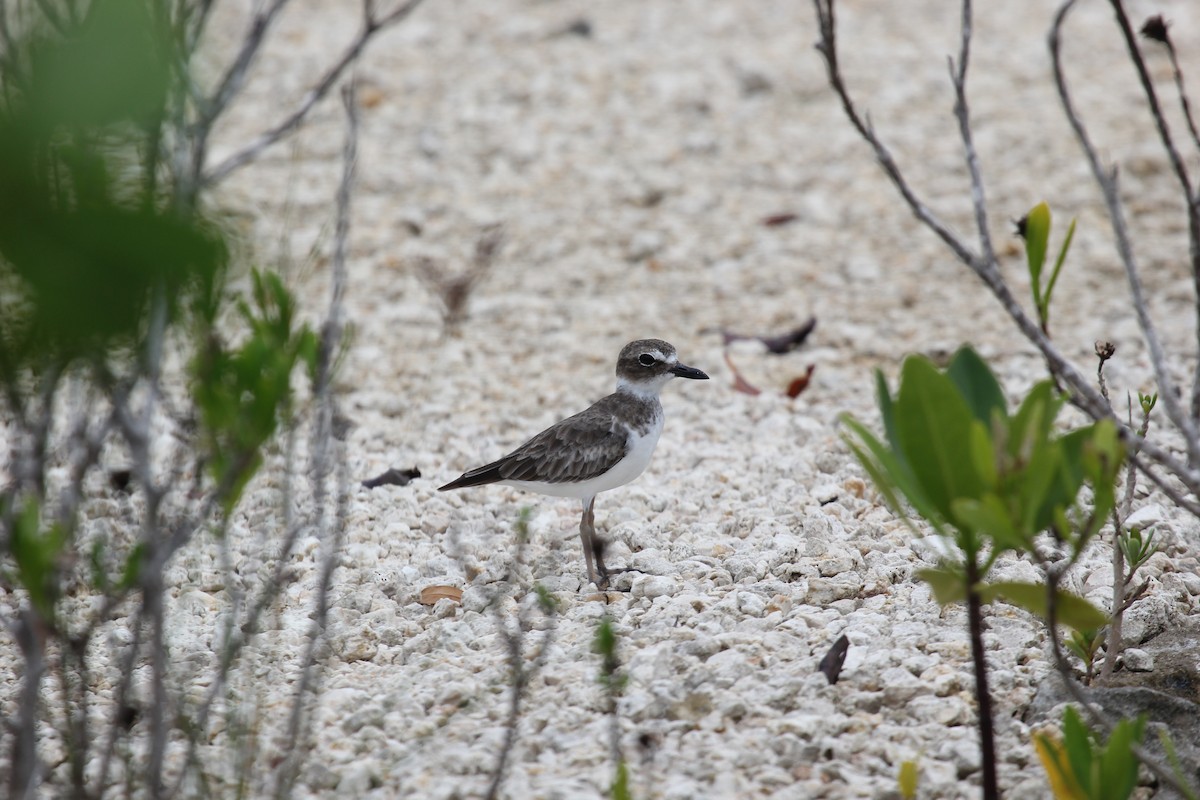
[0,0,317,611]
[193,270,318,511]
[0,0,224,373]
[1035,707,1145,800]
[843,347,1122,629]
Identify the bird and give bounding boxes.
[439,339,709,587]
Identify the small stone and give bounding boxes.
[1124,504,1165,529]
[631,574,680,600]
[336,760,380,793]
[1122,596,1171,644]
[626,231,665,261]
[736,591,766,617]
[1122,648,1154,672]
[460,585,491,614]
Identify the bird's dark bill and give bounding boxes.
[670,363,709,380]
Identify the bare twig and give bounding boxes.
[949,0,998,271]
[203,0,426,187]
[9,610,46,800]
[1050,0,1200,468]
[1100,392,1153,682]
[271,79,358,800]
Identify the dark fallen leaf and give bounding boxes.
[561,17,593,38]
[818,634,850,685]
[762,212,798,227]
[786,365,816,399]
[720,318,816,355]
[362,467,421,489]
[723,351,761,396]
[109,469,133,493]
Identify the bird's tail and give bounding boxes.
[438,462,505,491]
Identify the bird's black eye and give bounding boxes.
[638,354,656,367]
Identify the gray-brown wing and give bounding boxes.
[495,403,629,484]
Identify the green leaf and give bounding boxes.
[875,369,899,451]
[952,495,1025,552]
[1098,715,1146,800]
[842,417,941,530]
[893,356,985,526]
[982,581,1109,631]
[10,503,66,620]
[1008,381,1062,462]
[946,346,1007,425]
[916,566,968,606]
[1024,201,1052,303]
[118,543,146,591]
[968,420,998,490]
[611,760,632,800]
[1043,216,1076,311]
[1060,706,1095,795]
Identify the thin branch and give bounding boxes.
[202,0,292,130]
[1115,7,1200,425]
[9,609,46,800]
[271,78,358,800]
[1105,2,1193,210]
[1153,22,1200,163]
[812,0,980,269]
[203,0,426,187]
[949,0,998,270]
[1050,0,1200,468]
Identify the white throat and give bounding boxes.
[616,374,672,399]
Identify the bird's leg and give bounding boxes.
[587,501,611,588]
[580,497,598,586]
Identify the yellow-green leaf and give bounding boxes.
[1034,732,1087,800]
[898,760,920,799]
[1025,201,1052,295]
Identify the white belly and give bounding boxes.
[502,414,664,501]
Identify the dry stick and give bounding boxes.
[949,0,998,272]
[1050,0,1200,469]
[948,7,998,798]
[484,592,558,799]
[167,429,307,798]
[182,0,293,192]
[271,80,358,800]
[203,0,426,187]
[9,610,46,800]
[1107,3,1200,428]
[1100,395,1155,683]
[1161,33,1200,160]
[97,605,146,796]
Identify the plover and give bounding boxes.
[439,339,709,587]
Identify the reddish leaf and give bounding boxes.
[762,212,799,227]
[786,365,816,398]
[724,351,762,396]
